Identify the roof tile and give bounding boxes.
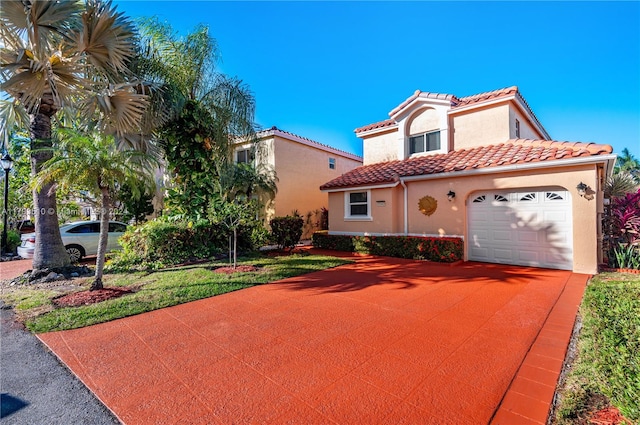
[320,139,613,190]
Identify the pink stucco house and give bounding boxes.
[320,86,616,274]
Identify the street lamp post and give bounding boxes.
[1,151,14,256]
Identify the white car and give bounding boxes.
[18,221,128,262]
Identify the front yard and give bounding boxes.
[0,253,350,333]
[553,272,640,424]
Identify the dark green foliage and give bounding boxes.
[312,232,463,263]
[270,215,304,250]
[107,219,256,270]
[312,231,354,251]
[6,229,21,253]
[117,182,155,224]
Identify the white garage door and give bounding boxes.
[468,189,573,270]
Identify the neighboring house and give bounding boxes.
[320,86,616,274]
[234,126,362,236]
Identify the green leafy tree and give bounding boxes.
[1,0,146,270]
[136,19,260,220]
[116,182,155,224]
[614,148,640,183]
[34,129,157,289]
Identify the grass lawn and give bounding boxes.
[554,272,640,424]
[0,253,350,334]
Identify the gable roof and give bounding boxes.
[320,139,613,190]
[254,126,362,162]
[354,86,548,138]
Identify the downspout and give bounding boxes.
[400,178,408,235]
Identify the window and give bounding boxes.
[515,119,521,138]
[409,130,440,154]
[109,223,127,233]
[68,223,100,233]
[345,191,370,219]
[329,158,336,169]
[236,148,253,164]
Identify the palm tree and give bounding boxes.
[34,129,157,289]
[1,0,146,270]
[615,148,640,182]
[136,19,259,219]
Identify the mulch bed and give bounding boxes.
[590,407,633,425]
[52,287,135,308]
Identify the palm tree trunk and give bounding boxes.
[92,186,111,290]
[30,96,70,270]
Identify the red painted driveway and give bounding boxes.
[38,256,587,424]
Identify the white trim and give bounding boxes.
[344,190,372,221]
[398,154,618,183]
[328,230,464,239]
[323,181,400,193]
[400,179,408,235]
[390,96,453,121]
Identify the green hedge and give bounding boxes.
[107,220,256,270]
[312,232,463,263]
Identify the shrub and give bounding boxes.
[107,219,256,271]
[312,233,463,263]
[270,215,304,250]
[6,229,21,253]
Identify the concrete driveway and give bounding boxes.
[38,256,587,424]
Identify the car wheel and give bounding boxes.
[65,245,85,262]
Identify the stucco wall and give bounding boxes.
[509,106,545,140]
[327,164,603,274]
[450,104,511,150]
[271,136,362,222]
[362,129,400,165]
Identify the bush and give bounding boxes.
[312,232,463,263]
[107,219,257,271]
[5,229,21,253]
[270,215,304,250]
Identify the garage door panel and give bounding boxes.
[518,231,539,243]
[468,190,573,270]
[493,249,514,262]
[492,230,513,242]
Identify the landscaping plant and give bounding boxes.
[270,214,304,250]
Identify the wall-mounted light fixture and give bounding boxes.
[447,190,456,201]
[576,182,588,197]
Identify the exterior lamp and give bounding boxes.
[1,151,14,255]
[447,190,456,201]
[576,182,588,197]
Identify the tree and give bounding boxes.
[1,0,146,270]
[34,129,157,290]
[136,19,260,220]
[614,148,640,183]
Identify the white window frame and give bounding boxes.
[329,157,336,169]
[515,119,521,138]
[408,130,441,155]
[344,190,372,221]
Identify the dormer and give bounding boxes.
[391,91,453,160]
[356,90,455,165]
[355,86,551,166]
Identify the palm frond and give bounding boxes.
[0,98,29,147]
[77,0,136,74]
[606,172,640,198]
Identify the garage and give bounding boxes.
[467,189,573,270]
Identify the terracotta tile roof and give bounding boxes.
[453,86,518,107]
[256,126,362,161]
[354,86,548,139]
[320,139,613,190]
[353,119,397,134]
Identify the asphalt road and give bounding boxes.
[0,305,120,425]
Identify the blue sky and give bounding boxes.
[115,1,640,159]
